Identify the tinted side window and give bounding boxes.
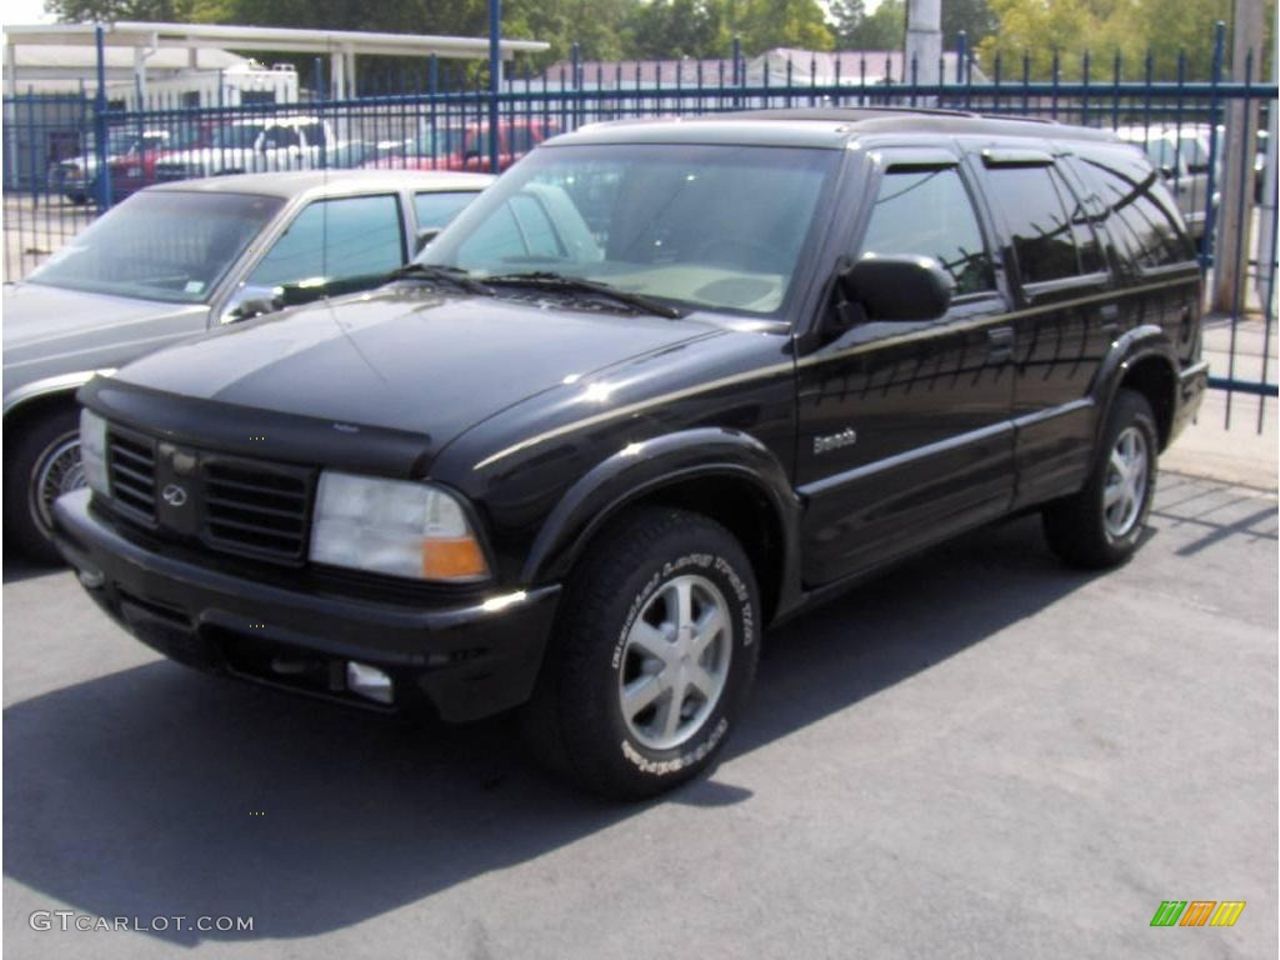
[263,126,300,149]
[248,194,404,288]
[986,164,1099,284]
[858,166,995,296]
[413,191,479,229]
[1076,147,1193,268]
[300,123,327,147]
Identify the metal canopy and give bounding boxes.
[3,21,547,100]
[2,21,547,60]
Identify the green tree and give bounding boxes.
[978,0,1242,81]
[941,0,998,48]
[829,0,866,48]
[844,0,903,50]
[737,0,834,54]
[623,0,731,60]
[46,0,198,20]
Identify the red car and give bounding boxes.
[105,127,211,200]
[364,119,557,173]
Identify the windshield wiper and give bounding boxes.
[482,271,683,319]
[389,263,493,296]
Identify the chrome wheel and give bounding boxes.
[618,574,733,751]
[29,434,85,536]
[1102,425,1149,540]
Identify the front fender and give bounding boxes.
[520,427,801,599]
[3,369,114,418]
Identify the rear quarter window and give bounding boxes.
[1073,145,1194,269]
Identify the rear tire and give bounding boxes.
[522,507,761,800]
[1042,389,1158,569]
[4,406,83,564]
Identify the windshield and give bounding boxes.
[27,191,284,304]
[421,143,836,316]
[211,124,264,149]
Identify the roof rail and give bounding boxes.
[724,105,983,121]
[975,112,1061,125]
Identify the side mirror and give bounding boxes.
[220,284,281,324]
[835,255,954,326]
[414,227,441,254]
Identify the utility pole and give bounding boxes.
[904,0,942,91]
[1212,0,1265,313]
[1256,4,1277,312]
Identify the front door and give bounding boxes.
[796,148,1016,587]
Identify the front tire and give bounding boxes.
[4,407,84,564]
[1042,389,1158,569]
[523,507,761,800]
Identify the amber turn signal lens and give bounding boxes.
[421,537,489,580]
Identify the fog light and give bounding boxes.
[346,661,393,704]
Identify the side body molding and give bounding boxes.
[520,427,803,619]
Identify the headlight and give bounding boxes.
[309,471,490,582]
[80,409,109,498]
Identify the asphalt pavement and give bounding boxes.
[2,469,1276,960]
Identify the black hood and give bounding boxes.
[102,285,720,470]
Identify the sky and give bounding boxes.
[4,0,56,26]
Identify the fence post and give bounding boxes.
[1212,0,1265,313]
[92,23,112,210]
[732,34,742,108]
[1202,23,1226,274]
[487,0,501,174]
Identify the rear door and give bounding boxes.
[795,146,1016,587]
[975,148,1114,509]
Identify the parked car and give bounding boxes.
[152,116,356,181]
[363,119,557,173]
[1116,124,1218,245]
[102,125,224,200]
[4,169,492,561]
[51,129,173,204]
[51,109,1207,799]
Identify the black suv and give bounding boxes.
[53,109,1208,798]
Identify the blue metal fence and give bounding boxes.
[4,25,1276,429]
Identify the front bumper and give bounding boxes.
[52,490,560,723]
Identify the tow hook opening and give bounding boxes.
[76,566,106,590]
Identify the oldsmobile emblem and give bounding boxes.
[814,428,858,455]
[161,483,189,507]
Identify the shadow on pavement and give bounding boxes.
[1152,472,1278,556]
[2,554,64,585]
[3,514,1100,945]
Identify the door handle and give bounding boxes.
[986,326,1014,362]
[1099,303,1122,337]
